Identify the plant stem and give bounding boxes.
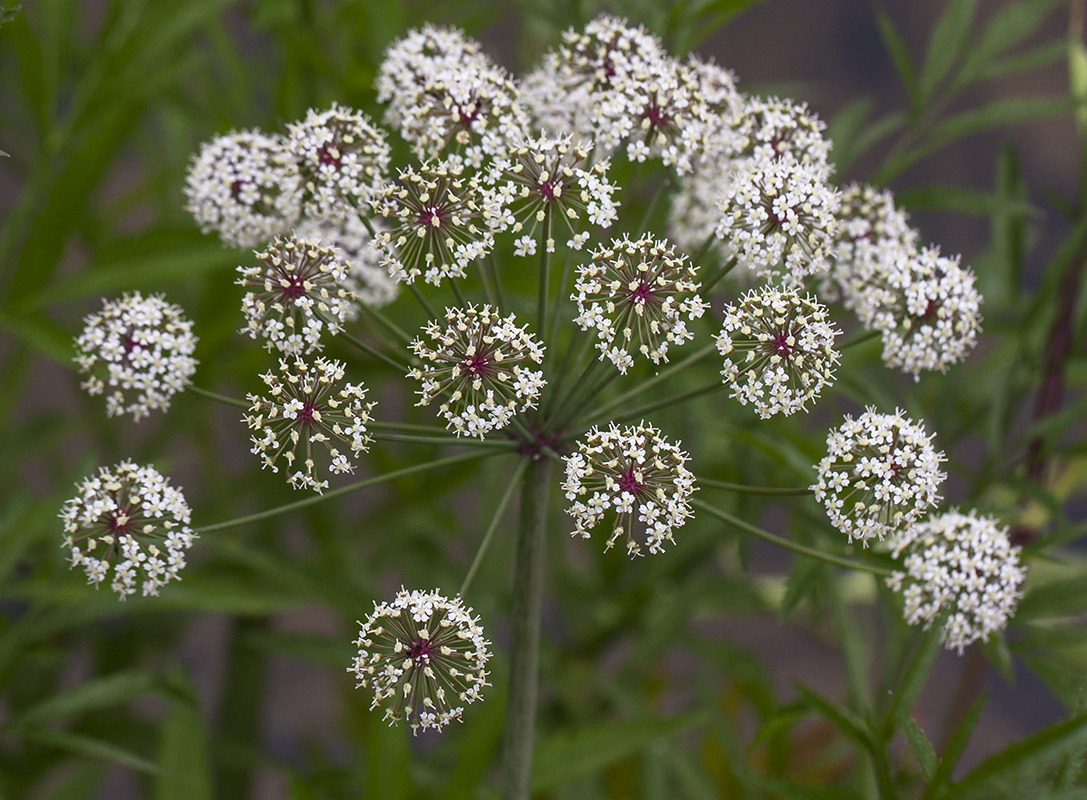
[501,458,553,800]
[841,329,881,350]
[538,214,552,336]
[450,276,469,308]
[196,450,499,533]
[358,303,411,345]
[488,254,507,311]
[587,342,716,420]
[544,353,601,430]
[459,457,530,597]
[691,229,719,266]
[700,255,738,295]
[476,257,497,306]
[372,432,517,448]
[547,252,572,343]
[409,284,438,320]
[700,477,813,496]
[609,380,723,424]
[636,176,671,235]
[368,419,455,434]
[188,384,250,410]
[338,330,408,372]
[693,500,893,577]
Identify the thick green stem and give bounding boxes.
[188,384,250,410]
[357,303,411,345]
[700,255,738,295]
[501,458,553,800]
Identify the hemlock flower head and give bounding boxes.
[716,288,840,418]
[349,588,491,735]
[74,292,198,421]
[563,421,696,556]
[678,55,744,166]
[715,157,840,286]
[813,408,946,545]
[184,130,301,249]
[60,461,196,599]
[245,356,375,494]
[237,236,355,355]
[371,160,494,285]
[408,305,545,438]
[295,214,400,311]
[286,103,391,222]
[573,233,708,374]
[483,134,619,254]
[886,510,1026,654]
[731,96,831,168]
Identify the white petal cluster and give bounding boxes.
[483,134,618,253]
[813,408,946,545]
[668,155,735,265]
[716,288,840,418]
[730,96,831,167]
[294,214,400,311]
[237,236,355,354]
[408,305,546,438]
[715,157,840,286]
[74,292,198,421]
[563,421,696,557]
[371,161,494,285]
[286,103,391,222]
[59,461,196,598]
[573,234,708,373]
[376,25,528,169]
[349,588,490,735]
[183,130,301,248]
[886,510,1026,654]
[245,356,374,493]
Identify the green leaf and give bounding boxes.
[12,669,158,729]
[919,0,976,103]
[23,729,159,774]
[897,712,937,781]
[0,309,74,362]
[155,668,212,800]
[896,185,1038,218]
[1018,574,1087,619]
[1070,39,1087,141]
[981,39,1067,81]
[955,0,1060,88]
[793,684,872,751]
[826,96,873,171]
[779,555,819,620]
[924,694,986,799]
[875,11,919,112]
[884,625,942,736]
[532,712,708,790]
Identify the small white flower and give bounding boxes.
[294,214,400,311]
[245,356,375,493]
[408,305,546,438]
[60,461,196,598]
[563,421,696,556]
[716,288,840,418]
[812,408,946,544]
[237,236,355,355]
[74,293,198,421]
[731,96,832,168]
[573,233,708,373]
[184,130,301,248]
[887,510,1026,654]
[349,588,491,735]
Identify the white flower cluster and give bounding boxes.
[731,97,831,167]
[371,161,494,285]
[245,356,374,493]
[60,461,196,598]
[349,588,491,734]
[715,157,839,286]
[184,130,301,248]
[813,408,946,545]
[237,236,355,355]
[563,421,696,556]
[716,288,840,418]
[409,305,546,438]
[668,156,736,267]
[287,103,390,222]
[376,24,528,170]
[74,292,198,421]
[294,214,399,310]
[573,234,707,373]
[887,511,1026,654]
[483,134,618,254]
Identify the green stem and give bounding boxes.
[547,252,572,344]
[476,258,497,306]
[501,458,553,800]
[459,457,530,597]
[450,276,470,308]
[607,380,722,425]
[841,329,881,349]
[537,214,552,337]
[338,330,408,373]
[561,368,620,430]
[692,500,892,577]
[409,283,438,320]
[188,384,250,410]
[636,177,671,235]
[588,342,716,420]
[358,303,411,345]
[690,229,720,266]
[197,450,498,533]
[543,326,588,417]
[369,419,462,434]
[544,352,602,430]
[700,478,813,496]
[372,432,517,448]
[488,254,507,311]
[700,255,738,295]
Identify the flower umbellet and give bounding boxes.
[813,408,946,545]
[60,461,196,598]
[245,356,375,493]
[237,236,355,355]
[887,510,1026,653]
[716,287,840,418]
[294,214,400,311]
[573,233,708,373]
[408,305,546,438]
[74,292,198,421]
[563,421,696,557]
[349,588,491,735]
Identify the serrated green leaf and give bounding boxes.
[919,0,976,102]
[955,0,1060,89]
[155,668,212,800]
[23,729,159,774]
[897,712,937,780]
[532,712,708,790]
[12,669,158,728]
[793,684,871,751]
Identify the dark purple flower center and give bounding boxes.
[462,351,491,377]
[921,299,940,321]
[282,272,307,299]
[418,206,442,228]
[538,179,557,201]
[771,330,793,357]
[456,104,482,125]
[618,468,643,495]
[644,104,668,129]
[408,637,434,664]
[107,513,133,535]
[296,402,317,424]
[230,179,246,198]
[629,282,654,304]
[317,144,342,169]
[120,333,140,356]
